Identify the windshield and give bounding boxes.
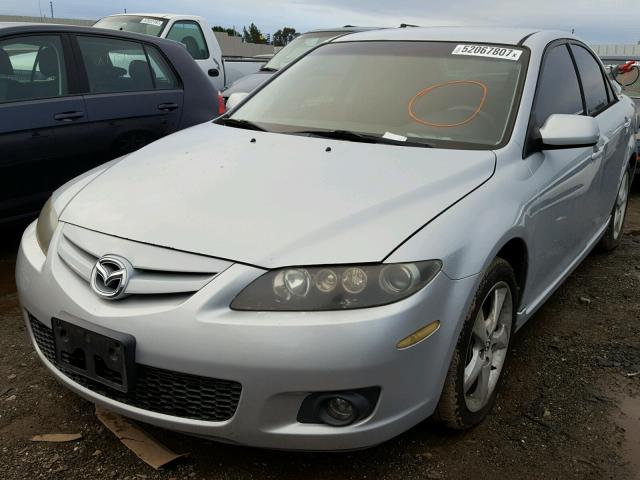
[602,59,640,98]
[94,15,168,37]
[231,41,528,149]
[263,31,343,71]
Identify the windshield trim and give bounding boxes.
[229,40,532,151]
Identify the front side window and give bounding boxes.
[0,35,68,103]
[263,31,341,71]
[230,41,528,149]
[571,45,610,115]
[531,44,584,128]
[78,36,171,93]
[166,21,208,60]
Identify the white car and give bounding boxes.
[94,13,267,91]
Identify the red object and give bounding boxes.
[217,92,226,115]
[618,61,636,74]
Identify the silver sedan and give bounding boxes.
[16,27,637,451]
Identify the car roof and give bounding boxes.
[102,13,202,21]
[0,22,177,46]
[333,26,572,47]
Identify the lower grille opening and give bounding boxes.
[29,315,242,422]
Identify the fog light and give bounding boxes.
[327,397,355,421]
[297,388,380,426]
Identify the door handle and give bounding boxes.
[591,141,608,161]
[623,117,631,133]
[54,111,84,122]
[157,102,179,111]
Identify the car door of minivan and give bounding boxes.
[0,33,86,220]
[523,42,602,308]
[569,43,629,224]
[73,34,184,161]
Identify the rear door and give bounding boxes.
[569,43,630,218]
[0,33,86,220]
[73,34,184,160]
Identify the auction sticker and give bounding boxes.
[140,18,163,26]
[452,44,523,61]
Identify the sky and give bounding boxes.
[1,0,639,44]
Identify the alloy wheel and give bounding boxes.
[463,281,513,413]
[613,171,630,241]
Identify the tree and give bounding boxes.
[242,23,267,44]
[212,26,240,37]
[272,27,298,47]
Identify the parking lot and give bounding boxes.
[1,189,638,480]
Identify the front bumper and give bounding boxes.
[16,221,478,451]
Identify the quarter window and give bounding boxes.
[0,35,68,103]
[166,21,208,60]
[531,44,583,128]
[78,36,177,93]
[570,45,610,115]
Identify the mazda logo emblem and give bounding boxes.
[90,255,132,300]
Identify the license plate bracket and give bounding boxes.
[52,318,136,393]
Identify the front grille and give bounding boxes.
[29,316,242,422]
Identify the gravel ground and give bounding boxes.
[1,190,639,480]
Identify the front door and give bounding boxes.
[523,42,602,307]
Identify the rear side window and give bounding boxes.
[77,36,177,93]
[570,45,610,115]
[0,35,68,103]
[146,46,178,89]
[166,21,208,60]
[531,44,583,127]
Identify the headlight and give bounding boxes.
[36,197,59,254]
[231,261,442,311]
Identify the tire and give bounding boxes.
[434,257,517,429]
[599,169,631,252]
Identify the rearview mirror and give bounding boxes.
[539,114,600,149]
[226,92,249,110]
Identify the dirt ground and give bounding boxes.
[1,191,639,480]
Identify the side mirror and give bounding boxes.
[539,114,600,149]
[226,92,249,110]
[208,68,220,78]
[611,81,623,96]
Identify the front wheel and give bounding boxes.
[599,170,631,251]
[434,258,517,429]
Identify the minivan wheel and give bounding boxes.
[434,257,517,429]
[600,170,631,251]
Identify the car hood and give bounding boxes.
[223,72,273,97]
[61,123,495,268]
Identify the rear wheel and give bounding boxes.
[600,170,631,251]
[434,258,517,429]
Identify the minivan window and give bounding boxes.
[0,35,68,103]
[166,21,208,60]
[78,36,159,93]
[531,44,584,127]
[94,15,168,37]
[571,44,609,115]
[230,41,528,149]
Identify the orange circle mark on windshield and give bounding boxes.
[408,80,488,128]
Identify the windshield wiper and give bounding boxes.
[218,118,265,131]
[288,129,432,148]
[259,66,278,72]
